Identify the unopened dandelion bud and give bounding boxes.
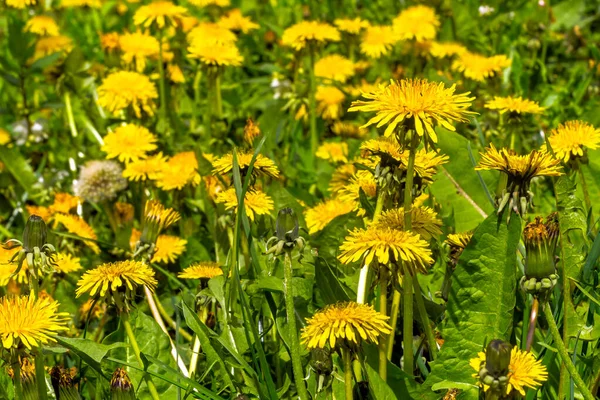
[110,368,136,400]
[310,347,333,376]
[523,215,558,281]
[23,215,48,252]
[50,366,81,400]
[485,340,511,378]
[9,358,38,400]
[276,207,299,242]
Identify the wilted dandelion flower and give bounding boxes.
[212,151,280,179]
[429,41,468,58]
[25,16,60,36]
[485,96,545,115]
[122,153,168,181]
[316,86,345,120]
[34,35,73,59]
[392,5,440,42]
[102,124,158,163]
[152,235,187,263]
[452,52,511,81]
[154,151,200,191]
[98,71,158,118]
[178,262,223,280]
[315,54,355,83]
[334,17,370,35]
[547,120,600,162]
[338,226,434,273]
[0,293,69,350]
[216,188,274,221]
[282,20,340,51]
[187,41,243,67]
[49,192,80,215]
[360,25,398,59]
[331,121,368,139]
[371,207,442,241]
[53,253,83,274]
[133,1,187,29]
[76,261,157,307]
[218,9,259,33]
[74,160,127,203]
[118,32,160,72]
[304,198,355,235]
[301,302,391,349]
[316,142,348,164]
[52,214,100,254]
[349,78,475,142]
[470,346,547,396]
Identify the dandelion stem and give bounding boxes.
[13,358,23,400]
[189,304,208,378]
[64,92,78,138]
[378,268,388,380]
[152,292,194,342]
[526,297,539,351]
[386,289,400,360]
[214,70,223,119]
[308,45,318,159]
[543,304,594,400]
[121,312,161,400]
[343,347,353,400]
[157,30,168,133]
[413,276,437,360]
[191,65,202,131]
[283,251,309,400]
[31,275,49,400]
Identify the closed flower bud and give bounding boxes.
[50,366,81,400]
[110,368,136,400]
[485,339,512,378]
[310,347,333,376]
[23,215,47,251]
[276,207,299,242]
[523,214,558,280]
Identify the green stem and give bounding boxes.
[308,45,318,158]
[543,305,595,400]
[122,313,161,400]
[378,268,388,381]
[157,31,168,132]
[189,305,208,378]
[13,358,23,400]
[191,65,202,131]
[64,92,78,138]
[214,70,223,119]
[152,293,194,342]
[31,275,49,400]
[343,347,353,400]
[526,297,539,351]
[284,252,309,400]
[102,201,118,234]
[413,276,437,360]
[386,289,401,360]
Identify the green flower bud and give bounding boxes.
[23,215,48,251]
[276,207,299,242]
[485,339,512,378]
[310,347,333,376]
[524,214,559,279]
[50,366,81,400]
[111,368,136,400]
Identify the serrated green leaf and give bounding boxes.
[55,336,125,378]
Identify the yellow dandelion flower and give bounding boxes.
[244,118,261,144]
[154,151,200,191]
[215,188,274,221]
[180,16,199,32]
[187,22,237,45]
[98,71,158,118]
[102,124,158,163]
[429,41,468,58]
[123,153,168,181]
[187,41,243,67]
[334,17,370,35]
[282,20,340,51]
[167,64,185,83]
[470,347,547,396]
[338,170,377,217]
[188,0,229,6]
[218,9,259,33]
[212,151,280,179]
[53,253,83,274]
[392,5,439,42]
[346,79,381,98]
[339,226,434,274]
[316,86,346,120]
[152,235,187,263]
[371,207,442,241]
[452,52,511,81]
[25,16,60,37]
[76,260,157,298]
[118,31,160,72]
[7,0,35,8]
[0,128,11,145]
[0,293,69,350]
[548,120,600,162]
[178,262,223,280]
[446,232,472,265]
[315,54,355,83]
[26,205,52,222]
[485,96,545,115]
[53,213,100,254]
[100,32,120,53]
[476,144,563,180]
[316,142,348,164]
[304,198,355,235]
[0,247,28,286]
[143,200,180,234]
[60,0,101,7]
[349,78,476,142]
[329,163,357,193]
[360,25,398,59]
[301,302,391,349]
[133,1,187,29]
[331,121,368,138]
[49,192,80,215]
[34,35,73,59]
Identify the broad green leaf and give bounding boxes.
[365,362,397,400]
[314,257,352,306]
[55,336,125,378]
[423,212,521,399]
[0,146,39,196]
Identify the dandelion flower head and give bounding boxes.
[212,151,280,179]
[178,262,223,280]
[485,96,545,115]
[452,52,511,81]
[76,260,157,298]
[215,188,274,221]
[102,124,158,163]
[25,16,60,36]
[218,9,259,33]
[98,71,158,118]
[282,20,340,51]
[360,25,398,59]
[315,54,355,83]
[392,5,440,42]
[304,198,355,235]
[133,1,188,29]
[334,17,370,35]
[547,120,600,162]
